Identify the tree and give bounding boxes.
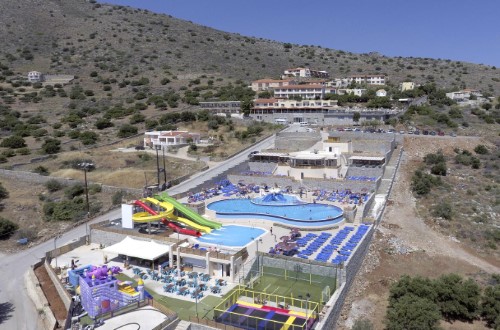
[432,201,453,220]
[353,111,361,122]
[45,179,63,192]
[386,294,441,330]
[0,217,18,240]
[434,274,481,322]
[41,138,61,154]
[481,284,500,328]
[95,118,114,130]
[0,135,26,149]
[241,99,253,116]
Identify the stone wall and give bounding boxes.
[345,166,383,179]
[247,162,276,173]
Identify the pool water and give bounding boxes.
[207,199,343,225]
[196,225,265,247]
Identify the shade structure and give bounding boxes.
[103,236,170,261]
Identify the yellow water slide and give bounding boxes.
[132,197,211,233]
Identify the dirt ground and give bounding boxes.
[34,265,66,328]
[338,136,500,330]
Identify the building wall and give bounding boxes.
[274,132,321,151]
[248,162,277,173]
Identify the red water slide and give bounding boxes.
[134,200,202,237]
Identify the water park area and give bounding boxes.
[48,170,376,329]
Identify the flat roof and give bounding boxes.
[350,156,385,161]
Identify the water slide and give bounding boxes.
[145,197,212,234]
[132,200,202,237]
[157,193,222,230]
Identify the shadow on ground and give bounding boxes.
[0,301,14,324]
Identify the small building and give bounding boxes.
[282,67,329,79]
[400,82,415,91]
[27,71,43,82]
[337,88,367,96]
[144,130,201,148]
[251,79,295,92]
[349,74,386,85]
[445,89,482,101]
[376,89,387,97]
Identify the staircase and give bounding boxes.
[175,320,191,330]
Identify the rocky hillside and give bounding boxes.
[0,0,499,93]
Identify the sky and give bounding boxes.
[103,0,500,67]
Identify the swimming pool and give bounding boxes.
[196,225,265,247]
[207,199,343,226]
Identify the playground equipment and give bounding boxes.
[79,265,148,318]
[157,193,222,230]
[131,193,221,235]
[133,199,202,237]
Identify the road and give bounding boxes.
[0,128,287,329]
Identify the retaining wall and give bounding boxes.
[26,260,58,330]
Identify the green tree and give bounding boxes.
[0,182,9,201]
[95,118,114,129]
[353,111,361,122]
[0,217,18,240]
[430,162,447,176]
[434,274,481,322]
[481,283,500,328]
[386,294,441,330]
[45,179,63,192]
[432,201,453,220]
[0,135,26,149]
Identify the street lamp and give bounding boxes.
[54,234,62,269]
[155,145,161,190]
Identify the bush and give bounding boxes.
[41,138,61,154]
[16,147,31,155]
[386,294,441,330]
[0,135,26,149]
[64,184,84,199]
[112,191,125,205]
[117,124,138,138]
[432,201,453,220]
[88,184,102,194]
[430,162,447,176]
[434,274,481,321]
[95,118,114,129]
[0,217,18,240]
[481,284,500,328]
[33,166,49,176]
[424,151,445,165]
[79,131,99,145]
[45,179,63,192]
[43,198,85,222]
[411,170,441,196]
[474,145,489,155]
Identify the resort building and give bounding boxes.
[27,71,43,82]
[376,89,387,97]
[272,84,325,100]
[282,67,329,79]
[143,130,201,148]
[250,79,295,92]
[350,74,386,85]
[199,101,241,115]
[337,88,367,96]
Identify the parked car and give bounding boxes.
[438,131,445,136]
[248,151,259,157]
[135,145,145,150]
[430,131,436,136]
[414,130,420,135]
[450,132,457,137]
[423,130,429,135]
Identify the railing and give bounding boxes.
[189,317,240,330]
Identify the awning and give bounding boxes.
[103,236,170,261]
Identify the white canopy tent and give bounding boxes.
[103,236,170,261]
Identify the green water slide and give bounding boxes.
[157,193,222,229]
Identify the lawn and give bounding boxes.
[249,266,336,304]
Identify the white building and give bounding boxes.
[376,89,387,97]
[445,89,482,101]
[27,71,43,82]
[337,88,367,96]
[350,74,386,85]
[199,101,241,114]
[273,84,325,99]
[282,67,329,79]
[143,130,201,148]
